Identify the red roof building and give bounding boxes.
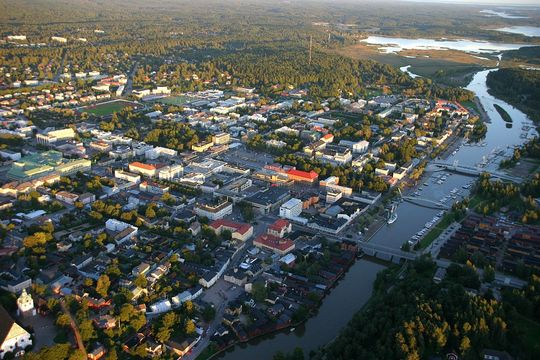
[286,169,318,183]
[209,219,254,242]
[254,234,295,255]
[267,219,292,238]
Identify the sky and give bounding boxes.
[403,0,540,4]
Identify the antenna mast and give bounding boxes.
[309,35,313,65]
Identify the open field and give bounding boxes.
[151,95,191,106]
[78,99,141,116]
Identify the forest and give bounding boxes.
[486,68,540,123]
[310,258,540,360]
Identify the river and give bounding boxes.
[218,65,536,360]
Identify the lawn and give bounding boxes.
[512,313,540,354]
[79,100,140,116]
[419,212,456,249]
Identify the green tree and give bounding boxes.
[96,274,111,298]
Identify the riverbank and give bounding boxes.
[205,247,360,360]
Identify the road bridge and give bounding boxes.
[429,161,521,183]
[358,241,418,263]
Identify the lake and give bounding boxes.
[360,35,530,54]
[495,26,540,37]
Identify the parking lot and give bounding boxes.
[218,148,274,170]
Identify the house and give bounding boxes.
[267,219,292,238]
[0,305,32,359]
[88,343,106,360]
[132,263,151,277]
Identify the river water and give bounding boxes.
[219,65,535,360]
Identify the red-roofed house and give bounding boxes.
[286,169,318,183]
[321,133,334,143]
[254,234,294,255]
[267,219,292,238]
[209,219,254,242]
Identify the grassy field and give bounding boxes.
[512,313,540,354]
[152,95,191,106]
[419,212,456,249]
[79,100,140,116]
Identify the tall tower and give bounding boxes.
[17,289,35,316]
[309,35,313,65]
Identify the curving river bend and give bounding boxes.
[218,64,536,360]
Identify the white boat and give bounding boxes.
[387,203,398,224]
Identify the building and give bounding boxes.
[140,181,169,195]
[194,199,233,220]
[105,219,138,245]
[286,169,318,183]
[254,234,295,255]
[132,263,151,277]
[145,146,177,160]
[55,190,79,205]
[158,164,183,181]
[212,132,231,145]
[36,128,75,145]
[0,150,21,161]
[279,198,303,219]
[16,290,35,317]
[7,151,90,181]
[244,187,290,215]
[114,169,141,184]
[209,219,253,242]
[0,305,32,359]
[89,140,112,152]
[192,141,214,152]
[128,162,161,177]
[267,219,292,238]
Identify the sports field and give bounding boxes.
[78,100,140,116]
[152,95,191,106]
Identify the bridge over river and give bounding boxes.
[427,161,522,183]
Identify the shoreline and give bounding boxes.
[204,251,358,360]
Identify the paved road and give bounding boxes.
[52,49,67,83]
[123,61,139,96]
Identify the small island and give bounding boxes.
[494,104,513,123]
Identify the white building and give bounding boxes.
[279,198,303,219]
[51,36,67,43]
[145,146,177,160]
[36,128,75,145]
[158,164,183,181]
[194,200,233,220]
[0,306,32,359]
[114,169,141,184]
[16,290,35,317]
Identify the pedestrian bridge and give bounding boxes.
[358,241,418,263]
[428,162,521,183]
[402,196,450,210]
